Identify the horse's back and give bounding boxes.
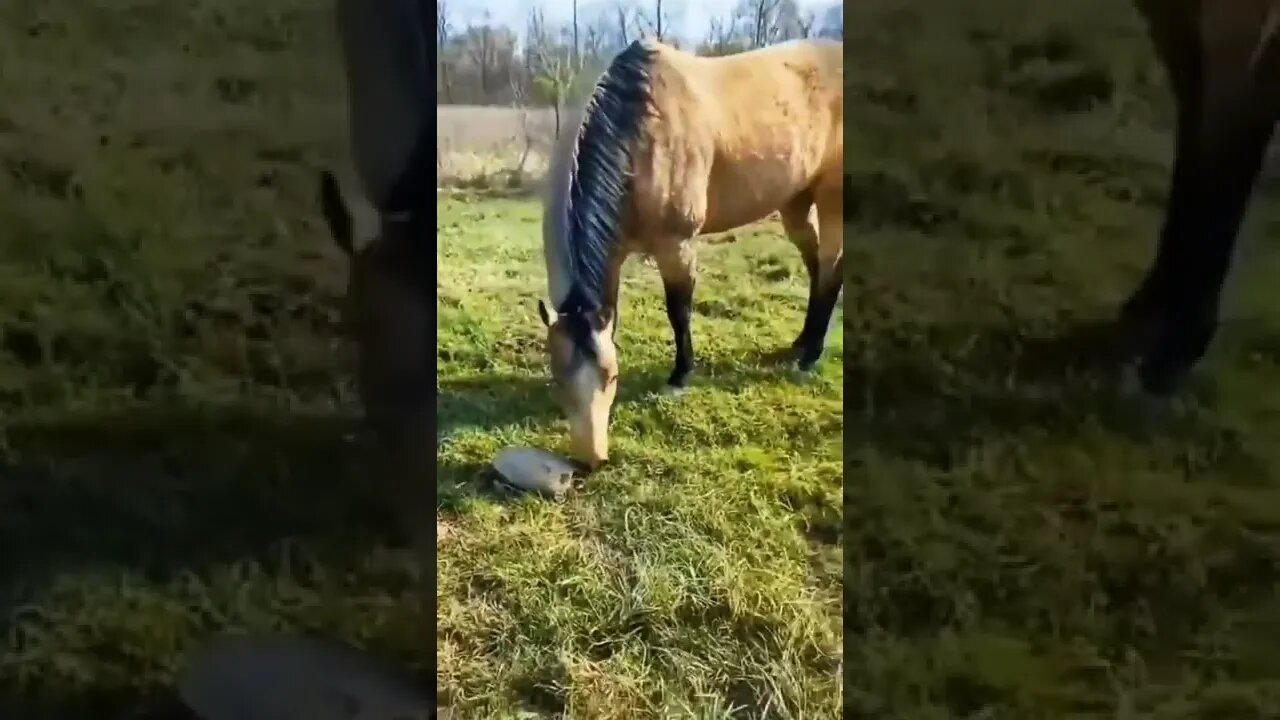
[631,40,844,236]
[650,39,842,122]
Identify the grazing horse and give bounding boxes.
[1121,0,1280,393]
[538,38,844,468]
[321,0,431,542]
[180,2,436,715]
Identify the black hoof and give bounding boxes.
[796,353,822,373]
[1135,356,1190,397]
[666,368,692,389]
[1113,296,1211,396]
[1114,364,1180,433]
[761,344,802,366]
[1113,311,1160,363]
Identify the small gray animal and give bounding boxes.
[492,447,582,501]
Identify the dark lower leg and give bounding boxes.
[1122,96,1203,329]
[793,252,819,349]
[1134,120,1275,393]
[663,279,695,387]
[797,256,844,370]
[1121,151,1198,328]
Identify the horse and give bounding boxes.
[1120,0,1280,393]
[538,38,844,469]
[176,1,436,715]
[319,0,432,553]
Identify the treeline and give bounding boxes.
[437,0,843,109]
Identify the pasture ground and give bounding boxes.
[2,0,1280,718]
[436,199,844,717]
[0,2,431,717]
[838,2,1280,718]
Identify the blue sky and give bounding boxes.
[447,0,834,43]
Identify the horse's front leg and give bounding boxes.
[655,242,697,390]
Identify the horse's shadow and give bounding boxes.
[435,344,844,510]
[0,403,402,595]
[843,316,1232,468]
[435,343,825,440]
[0,401,426,717]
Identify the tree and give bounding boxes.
[701,14,748,56]
[635,0,674,41]
[571,0,580,70]
[523,5,578,137]
[531,52,576,138]
[448,19,519,103]
[610,1,634,49]
[796,7,816,38]
[734,0,805,48]
[817,2,842,39]
[437,1,454,102]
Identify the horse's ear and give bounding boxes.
[537,299,556,328]
[318,170,354,257]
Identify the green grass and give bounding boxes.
[6,0,1280,717]
[837,1,1280,718]
[0,1,431,716]
[436,199,844,717]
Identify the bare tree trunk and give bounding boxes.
[616,5,630,47]
[572,0,580,70]
[437,1,452,102]
[656,0,663,40]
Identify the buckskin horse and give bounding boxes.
[1121,0,1280,393]
[538,38,844,468]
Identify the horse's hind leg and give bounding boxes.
[1120,4,1280,393]
[796,188,844,371]
[779,193,822,356]
[654,241,698,390]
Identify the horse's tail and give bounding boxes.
[318,170,355,257]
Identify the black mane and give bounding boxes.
[557,40,656,318]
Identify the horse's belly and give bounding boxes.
[701,156,817,233]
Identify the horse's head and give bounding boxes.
[318,170,430,452]
[537,299,618,470]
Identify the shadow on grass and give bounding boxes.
[435,345,838,512]
[0,689,196,720]
[843,316,1237,468]
[436,343,829,436]
[0,403,405,593]
[437,373,559,438]
[437,183,541,201]
[437,458,522,514]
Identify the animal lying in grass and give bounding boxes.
[1118,0,1280,393]
[538,38,844,469]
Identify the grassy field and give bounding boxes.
[436,105,556,189]
[5,0,1280,718]
[837,1,1280,718]
[436,200,843,717]
[0,1,432,717]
